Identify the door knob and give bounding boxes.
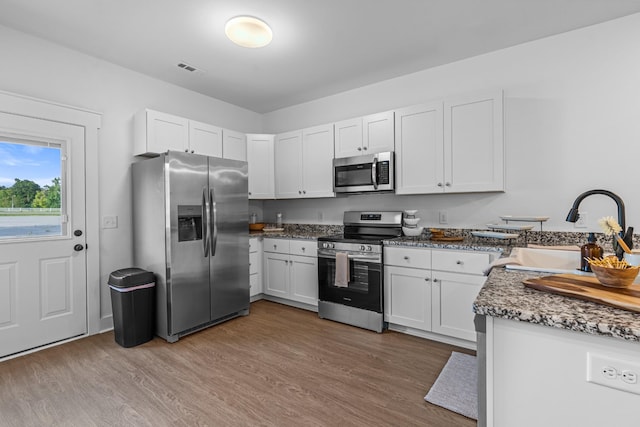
[74,244,84,252]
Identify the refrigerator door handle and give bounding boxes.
[210,188,218,256]
[202,187,210,257]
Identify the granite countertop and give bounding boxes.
[249,224,342,240]
[384,236,505,253]
[474,267,640,342]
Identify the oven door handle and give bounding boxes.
[317,252,381,263]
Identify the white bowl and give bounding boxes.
[404,210,418,216]
[403,226,424,237]
[403,217,420,226]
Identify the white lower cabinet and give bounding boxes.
[263,238,318,307]
[384,246,494,344]
[249,237,262,298]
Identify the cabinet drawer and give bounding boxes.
[263,238,289,254]
[432,250,491,275]
[249,237,259,253]
[249,252,258,275]
[384,247,431,269]
[290,240,317,257]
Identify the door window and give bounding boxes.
[0,138,66,240]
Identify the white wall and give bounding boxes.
[262,13,640,232]
[0,25,262,327]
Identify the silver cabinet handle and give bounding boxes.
[191,150,195,153]
[303,190,306,194]
[424,277,430,282]
[185,149,189,152]
[433,278,439,283]
[445,182,451,187]
[403,256,409,260]
[301,247,306,251]
[437,182,443,187]
[298,190,302,194]
[363,146,367,150]
[456,260,463,265]
[357,147,362,151]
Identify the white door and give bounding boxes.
[0,112,86,358]
[263,252,289,298]
[333,117,363,158]
[363,111,395,154]
[222,129,247,161]
[384,266,432,331]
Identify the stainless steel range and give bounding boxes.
[317,211,402,332]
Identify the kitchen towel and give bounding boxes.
[424,352,478,420]
[334,252,349,287]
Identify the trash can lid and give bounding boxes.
[108,268,155,288]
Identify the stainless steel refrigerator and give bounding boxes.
[132,151,249,343]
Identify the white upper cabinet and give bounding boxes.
[275,124,334,199]
[301,124,334,198]
[246,134,275,199]
[222,129,247,161]
[134,109,189,156]
[334,111,394,158]
[334,117,363,158]
[189,120,223,157]
[275,130,303,198]
[135,109,230,158]
[363,111,395,154]
[444,90,504,193]
[395,102,444,194]
[395,90,504,194]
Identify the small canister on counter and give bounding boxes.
[276,212,283,228]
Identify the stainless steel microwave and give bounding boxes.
[333,151,394,194]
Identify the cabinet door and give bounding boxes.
[363,111,394,154]
[189,120,222,157]
[334,117,363,158]
[302,124,334,198]
[246,134,275,199]
[274,130,303,198]
[444,90,504,193]
[289,255,318,306]
[431,271,486,341]
[394,102,444,194]
[384,266,432,331]
[222,129,247,161]
[263,252,289,298]
[140,110,189,155]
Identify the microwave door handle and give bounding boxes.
[372,156,378,189]
[202,188,210,257]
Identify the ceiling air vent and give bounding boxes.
[177,62,201,73]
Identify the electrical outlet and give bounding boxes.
[439,211,448,224]
[102,215,118,229]
[587,353,640,394]
[575,212,588,228]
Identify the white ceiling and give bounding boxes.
[1,0,640,113]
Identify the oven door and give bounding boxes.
[318,250,382,312]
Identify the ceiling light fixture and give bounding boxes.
[225,16,272,48]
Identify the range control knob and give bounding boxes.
[366,245,372,252]
[360,245,366,251]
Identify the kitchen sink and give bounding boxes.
[504,247,588,275]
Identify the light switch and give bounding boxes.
[102,215,118,229]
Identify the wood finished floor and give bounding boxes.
[0,300,476,427]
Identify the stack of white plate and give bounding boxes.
[402,210,424,237]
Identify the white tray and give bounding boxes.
[487,223,534,231]
[472,231,519,239]
[499,216,549,222]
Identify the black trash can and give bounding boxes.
[108,268,155,348]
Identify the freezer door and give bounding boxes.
[167,152,211,335]
[208,157,250,320]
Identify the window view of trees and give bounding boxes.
[0,177,61,208]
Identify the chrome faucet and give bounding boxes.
[566,189,632,258]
